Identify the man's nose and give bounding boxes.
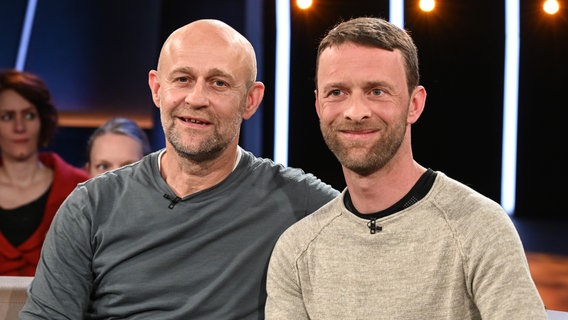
[185,80,209,107]
[344,95,371,121]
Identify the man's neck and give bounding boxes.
[344,160,426,214]
[159,146,241,197]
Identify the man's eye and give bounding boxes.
[213,80,227,87]
[176,77,189,83]
[0,113,12,121]
[371,89,384,96]
[329,89,341,96]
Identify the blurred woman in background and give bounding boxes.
[85,117,151,178]
[0,69,88,276]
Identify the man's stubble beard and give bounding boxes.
[165,107,244,163]
[320,117,407,176]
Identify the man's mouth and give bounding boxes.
[180,117,209,125]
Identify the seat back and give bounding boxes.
[0,276,33,320]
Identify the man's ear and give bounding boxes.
[242,81,265,120]
[314,89,322,119]
[148,70,161,108]
[407,85,426,125]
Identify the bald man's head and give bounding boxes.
[157,19,257,86]
[147,18,265,166]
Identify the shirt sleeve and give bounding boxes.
[265,228,310,320]
[20,186,94,319]
[463,207,547,319]
[300,173,340,214]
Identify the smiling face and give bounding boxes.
[315,43,425,176]
[0,89,41,162]
[86,132,145,177]
[148,20,264,163]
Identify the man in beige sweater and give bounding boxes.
[265,17,546,319]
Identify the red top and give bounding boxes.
[0,152,89,276]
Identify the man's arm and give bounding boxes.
[20,186,94,319]
[466,207,547,319]
[265,229,310,320]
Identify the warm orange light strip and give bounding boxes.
[58,112,153,129]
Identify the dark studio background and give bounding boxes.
[285,0,568,222]
[1,0,567,225]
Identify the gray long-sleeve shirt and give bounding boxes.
[21,148,339,319]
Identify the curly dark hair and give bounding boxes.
[0,69,58,147]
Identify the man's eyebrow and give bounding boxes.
[360,80,399,94]
[322,82,346,91]
[320,80,397,93]
[207,68,236,82]
[170,66,194,75]
[164,67,193,81]
[364,80,392,88]
[169,67,235,81]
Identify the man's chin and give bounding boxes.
[341,161,377,176]
[173,145,226,163]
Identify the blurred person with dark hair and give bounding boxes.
[85,117,152,178]
[0,69,88,276]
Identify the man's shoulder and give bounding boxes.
[428,172,512,236]
[278,197,343,244]
[430,172,503,213]
[82,151,159,189]
[242,149,337,190]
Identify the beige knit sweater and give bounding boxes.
[266,172,546,319]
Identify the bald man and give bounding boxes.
[21,19,339,319]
